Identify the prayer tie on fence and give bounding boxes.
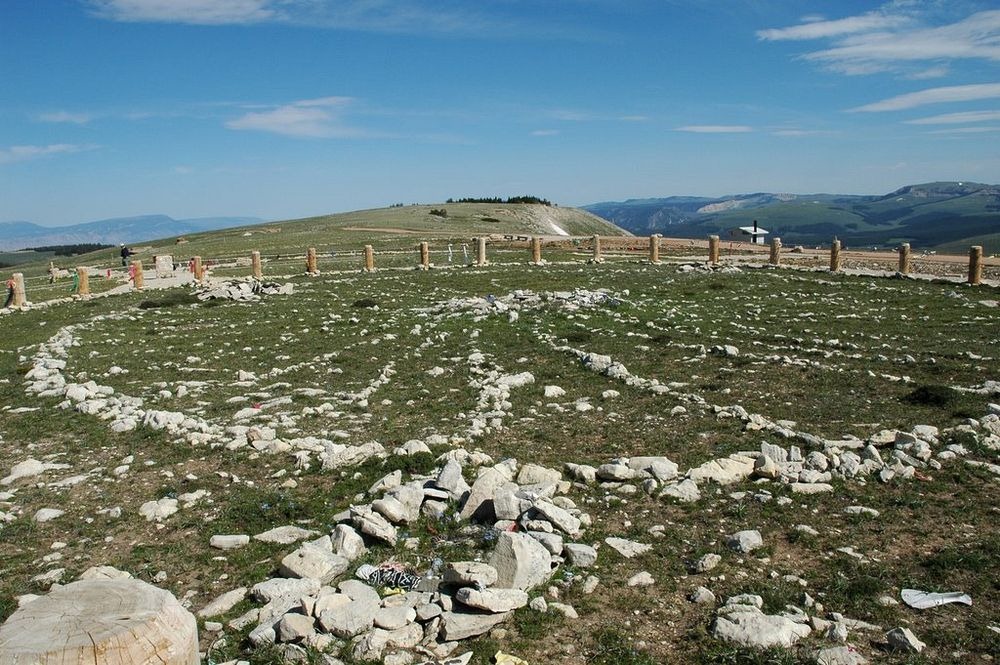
[969,245,983,285]
[770,237,781,266]
[830,239,842,272]
[898,243,911,275]
[649,235,660,264]
[476,237,487,266]
[251,251,262,279]
[708,235,720,264]
[76,267,89,296]
[363,245,375,272]
[419,242,430,269]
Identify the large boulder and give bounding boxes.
[488,532,552,591]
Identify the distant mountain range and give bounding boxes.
[0,215,263,251]
[585,182,1000,252]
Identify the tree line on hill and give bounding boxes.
[445,196,553,206]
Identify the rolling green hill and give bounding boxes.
[4,203,627,284]
[586,182,1000,252]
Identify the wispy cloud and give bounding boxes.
[87,0,606,40]
[530,129,559,137]
[852,83,1000,112]
[757,11,909,41]
[89,0,277,25]
[0,144,97,165]
[771,129,829,137]
[225,96,371,138]
[675,125,752,133]
[37,111,93,124]
[927,125,1000,134]
[759,7,1000,76]
[906,109,1000,124]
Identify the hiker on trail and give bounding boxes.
[120,243,132,266]
[71,271,80,294]
[4,276,15,308]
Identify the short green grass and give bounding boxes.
[0,251,997,664]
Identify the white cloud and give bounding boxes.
[531,129,559,136]
[757,12,908,41]
[225,96,367,138]
[852,83,1000,112]
[906,65,950,80]
[906,109,1000,124]
[675,125,752,133]
[89,0,276,25]
[86,0,601,40]
[772,129,829,137]
[37,111,92,124]
[927,126,1000,134]
[0,144,96,165]
[760,8,1000,76]
[618,115,649,122]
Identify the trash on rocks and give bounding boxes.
[196,278,293,302]
[900,588,972,609]
[494,652,529,665]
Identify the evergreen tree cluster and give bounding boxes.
[445,196,552,206]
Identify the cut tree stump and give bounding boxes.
[0,579,199,665]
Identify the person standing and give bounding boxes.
[4,276,15,308]
[120,243,131,266]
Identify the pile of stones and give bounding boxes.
[204,451,600,663]
[196,279,294,302]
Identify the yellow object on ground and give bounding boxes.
[494,651,529,665]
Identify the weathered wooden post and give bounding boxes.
[591,234,603,263]
[476,236,487,266]
[769,237,781,266]
[419,241,430,269]
[306,247,318,275]
[10,272,26,307]
[968,245,983,285]
[898,243,911,274]
[251,251,262,279]
[130,260,144,290]
[708,235,720,264]
[830,239,842,272]
[76,267,90,296]
[192,256,203,282]
[648,235,660,264]
[531,237,542,264]
[363,245,375,272]
[0,578,198,665]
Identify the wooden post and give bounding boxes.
[363,245,375,272]
[476,236,487,266]
[648,235,660,264]
[0,578,199,665]
[898,243,911,274]
[531,237,542,264]
[193,256,203,282]
[968,245,983,285]
[830,239,841,272]
[10,273,26,307]
[420,241,430,269]
[306,247,318,274]
[708,235,720,264]
[251,251,262,279]
[769,237,781,266]
[76,267,90,296]
[130,260,144,290]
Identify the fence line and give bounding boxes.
[5,236,994,311]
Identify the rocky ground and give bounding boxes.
[1,258,998,665]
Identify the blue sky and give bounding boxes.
[2,0,999,226]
